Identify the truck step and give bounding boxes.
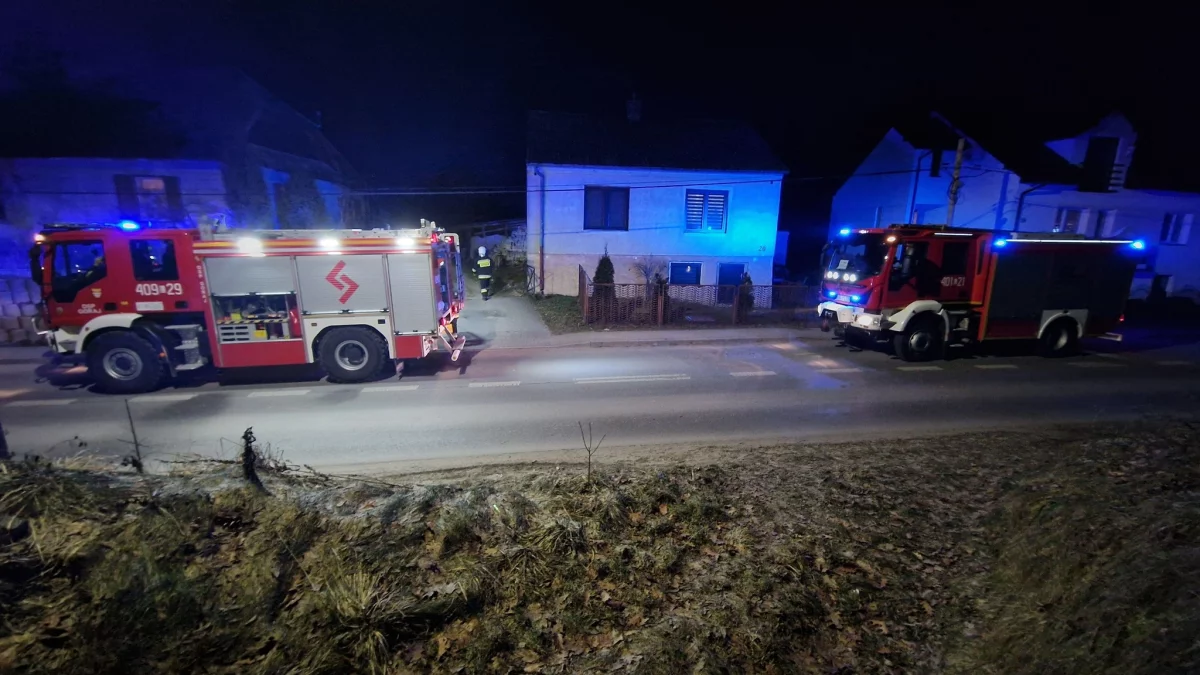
[165,324,203,332]
[174,340,199,350]
[175,360,207,371]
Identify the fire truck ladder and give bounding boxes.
[166,324,207,371]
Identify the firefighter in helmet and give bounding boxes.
[473,245,494,301]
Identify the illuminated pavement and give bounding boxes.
[2,334,1198,471]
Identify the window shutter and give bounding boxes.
[114,175,139,220]
[685,191,705,230]
[163,176,185,222]
[704,192,726,231]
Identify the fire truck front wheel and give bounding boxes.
[86,332,165,394]
[893,315,943,362]
[319,327,387,383]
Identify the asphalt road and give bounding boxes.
[2,335,1198,470]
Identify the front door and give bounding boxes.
[717,262,745,304]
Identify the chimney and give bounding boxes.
[626,93,641,123]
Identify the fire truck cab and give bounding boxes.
[816,225,1145,361]
[30,222,467,393]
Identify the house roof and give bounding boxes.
[527,110,788,173]
[897,112,1084,186]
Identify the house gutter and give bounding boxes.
[1013,183,1047,233]
[534,166,547,295]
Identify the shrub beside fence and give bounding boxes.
[576,265,818,327]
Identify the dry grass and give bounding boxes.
[0,421,1197,673]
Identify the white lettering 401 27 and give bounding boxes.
[135,282,184,296]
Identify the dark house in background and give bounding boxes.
[0,66,358,276]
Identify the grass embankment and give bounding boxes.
[1,422,1197,673]
[531,294,589,335]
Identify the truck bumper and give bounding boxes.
[817,302,887,335]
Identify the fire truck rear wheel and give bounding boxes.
[319,327,387,383]
[893,315,943,362]
[1038,319,1081,358]
[86,332,165,394]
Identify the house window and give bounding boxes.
[1161,213,1192,245]
[685,190,728,232]
[136,176,171,221]
[1053,208,1083,234]
[668,262,702,285]
[584,187,629,231]
[1095,210,1117,238]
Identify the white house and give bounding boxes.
[831,112,1200,301]
[526,109,787,296]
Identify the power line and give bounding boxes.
[6,166,944,198]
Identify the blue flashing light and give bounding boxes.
[850,294,862,303]
[993,238,1008,248]
[825,290,837,299]
[1130,239,1146,250]
[838,227,851,236]
[117,220,141,231]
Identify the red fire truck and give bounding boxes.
[30,222,467,393]
[816,225,1145,361]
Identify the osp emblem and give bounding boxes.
[325,261,359,304]
[91,288,102,299]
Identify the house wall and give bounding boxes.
[830,129,1021,237]
[526,165,783,295]
[0,158,229,276]
[829,130,916,237]
[1019,187,1200,299]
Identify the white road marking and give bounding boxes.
[574,374,690,384]
[469,381,522,388]
[248,389,312,397]
[6,399,76,407]
[896,365,943,372]
[129,393,198,403]
[1092,352,1123,359]
[974,364,1018,370]
[1067,361,1122,368]
[1155,360,1194,366]
[361,384,420,392]
[730,370,777,377]
[818,367,863,374]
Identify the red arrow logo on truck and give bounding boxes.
[325,261,359,304]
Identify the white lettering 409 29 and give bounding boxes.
[135,282,184,296]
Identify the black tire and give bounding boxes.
[1038,319,1081,358]
[86,331,165,394]
[893,315,943,362]
[318,326,387,383]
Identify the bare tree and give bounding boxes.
[578,422,606,486]
[630,256,666,304]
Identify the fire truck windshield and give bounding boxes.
[826,233,887,279]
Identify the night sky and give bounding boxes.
[3,1,1198,248]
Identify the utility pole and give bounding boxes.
[944,137,966,229]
